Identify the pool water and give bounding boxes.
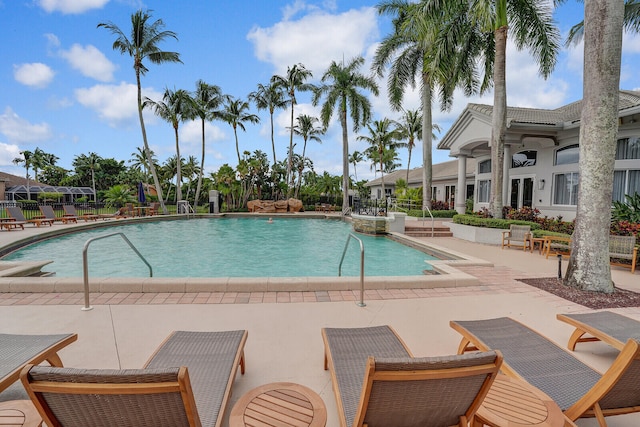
[3,218,437,278]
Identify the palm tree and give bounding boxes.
[312,57,379,214]
[394,109,422,183]
[74,152,101,201]
[249,82,287,165]
[271,64,315,195]
[374,0,492,210]
[191,80,227,208]
[129,146,157,180]
[349,151,364,182]
[563,0,624,293]
[12,150,33,200]
[98,10,182,214]
[221,97,260,164]
[143,88,193,202]
[291,114,324,191]
[359,118,405,198]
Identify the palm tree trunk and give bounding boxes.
[234,127,241,164]
[136,70,167,214]
[564,0,623,292]
[286,103,295,197]
[174,126,182,202]
[340,103,350,214]
[421,79,433,210]
[406,145,412,184]
[490,25,507,219]
[270,110,277,164]
[91,170,96,202]
[194,118,205,209]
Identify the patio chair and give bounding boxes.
[21,330,247,427]
[62,205,99,221]
[501,224,531,250]
[544,235,572,258]
[38,205,77,224]
[557,311,640,351]
[0,333,77,394]
[450,316,640,426]
[6,206,54,228]
[609,235,637,273]
[148,202,161,216]
[322,325,502,427]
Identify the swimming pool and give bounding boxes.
[3,217,438,278]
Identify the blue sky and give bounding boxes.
[1,0,639,183]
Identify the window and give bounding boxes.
[616,137,640,160]
[478,160,491,174]
[553,172,579,205]
[613,169,640,202]
[478,180,491,203]
[555,144,579,165]
[512,150,537,168]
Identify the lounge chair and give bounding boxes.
[62,205,99,221]
[148,202,161,215]
[544,235,572,258]
[609,235,637,273]
[6,206,54,228]
[501,224,531,250]
[451,316,640,426]
[0,333,77,394]
[38,205,77,224]
[322,325,502,427]
[557,311,640,351]
[0,217,25,231]
[21,330,247,427]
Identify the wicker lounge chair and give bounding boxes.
[450,316,640,426]
[0,333,77,394]
[38,205,77,224]
[501,224,531,250]
[557,311,640,351]
[62,205,99,221]
[6,206,54,228]
[322,325,502,427]
[21,330,247,427]
[609,235,637,273]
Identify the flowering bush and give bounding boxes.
[610,220,640,236]
[505,206,540,222]
[430,200,450,210]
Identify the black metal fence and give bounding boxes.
[353,198,387,216]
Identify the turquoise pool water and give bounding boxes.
[3,218,437,278]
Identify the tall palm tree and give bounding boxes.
[359,118,405,198]
[394,109,422,183]
[129,146,157,180]
[143,88,193,202]
[12,150,33,200]
[563,0,624,293]
[271,64,315,195]
[291,114,324,191]
[221,97,260,165]
[191,80,227,208]
[374,0,492,210]
[249,81,287,165]
[74,152,101,201]
[349,151,364,182]
[98,10,182,214]
[312,57,379,214]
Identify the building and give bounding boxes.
[0,172,94,202]
[364,158,477,207]
[437,90,640,219]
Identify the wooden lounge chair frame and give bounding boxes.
[557,311,640,351]
[501,224,531,250]
[451,317,640,426]
[6,206,54,227]
[322,326,502,427]
[62,204,99,221]
[21,330,247,427]
[0,333,77,393]
[609,235,637,273]
[0,218,25,230]
[544,235,572,258]
[38,205,77,224]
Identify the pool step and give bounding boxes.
[404,225,453,238]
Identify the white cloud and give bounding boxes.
[13,63,55,88]
[180,120,227,157]
[0,142,22,167]
[37,0,109,14]
[59,44,116,82]
[247,6,379,76]
[0,107,53,143]
[74,82,162,126]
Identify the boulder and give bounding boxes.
[288,198,303,212]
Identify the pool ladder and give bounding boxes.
[81,232,152,311]
[338,233,365,307]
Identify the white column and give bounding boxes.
[502,145,511,206]
[456,155,467,214]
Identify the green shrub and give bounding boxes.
[37,192,63,202]
[452,214,539,230]
[407,209,457,218]
[612,193,640,223]
[531,229,571,238]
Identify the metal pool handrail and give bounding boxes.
[82,232,152,311]
[338,233,365,307]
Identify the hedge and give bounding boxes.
[452,214,540,230]
[407,209,458,218]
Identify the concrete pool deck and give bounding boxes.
[1,215,639,426]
